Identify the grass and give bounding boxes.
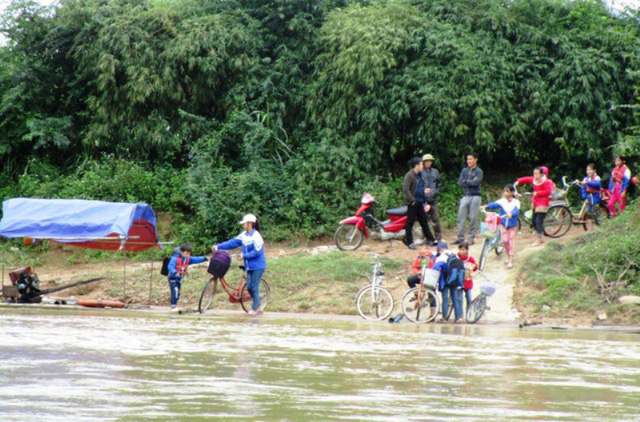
[515,200,640,324]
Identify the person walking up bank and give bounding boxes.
[403,158,436,250]
[515,167,554,247]
[213,214,267,316]
[421,154,443,243]
[608,155,631,217]
[454,152,483,245]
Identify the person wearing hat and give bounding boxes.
[420,153,443,244]
[212,214,267,316]
[167,243,208,311]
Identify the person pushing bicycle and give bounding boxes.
[212,214,267,316]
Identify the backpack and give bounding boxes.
[444,254,465,287]
[160,247,182,276]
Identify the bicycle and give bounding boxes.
[465,271,496,324]
[477,210,504,271]
[355,255,394,320]
[198,264,270,314]
[548,176,610,234]
[401,262,441,323]
[513,185,571,238]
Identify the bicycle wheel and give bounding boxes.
[444,295,453,321]
[494,235,504,256]
[355,285,394,320]
[583,204,610,231]
[478,238,491,271]
[240,279,270,313]
[335,224,364,251]
[466,295,487,324]
[198,278,218,314]
[543,206,572,238]
[402,287,440,323]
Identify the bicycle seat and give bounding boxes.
[239,265,245,271]
[386,206,407,216]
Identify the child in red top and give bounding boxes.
[457,242,477,310]
[607,155,631,217]
[515,166,555,247]
[406,246,435,288]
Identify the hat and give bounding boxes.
[436,242,448,250]
[238,214,257,225]
[422,154,435,162]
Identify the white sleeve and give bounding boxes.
[253,231,264,251]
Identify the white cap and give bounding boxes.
[238,214,257,225]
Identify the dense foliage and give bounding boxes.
[1,0,639,245]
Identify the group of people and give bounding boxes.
[166,214,267,315]
[402,153,635,322]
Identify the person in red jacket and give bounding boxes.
[607,155,631,217]
[457,242,477,311]
[515,166,555,247]
[406,246,436,288]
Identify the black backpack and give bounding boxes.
[444,254,465,287]
[160,247,182,276]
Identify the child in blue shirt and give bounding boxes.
[581,163,602,209]
[481,185,520,269]
[168,243,207,310]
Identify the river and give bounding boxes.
[1,309,639,421]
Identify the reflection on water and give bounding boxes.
[1,310,639,421]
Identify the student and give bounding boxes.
[515,167,554,247]
[406,246,435,289]
[213,214,266,316]
[167,243,207,311]
[580,163,602,218]
[482,185,520,268]
[403,157,435,249]
[607,155,631,217]
[433,243,464,323]
[457,242,478,309]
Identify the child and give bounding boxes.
[433,243,464,323]
[482,185,520,268]
[457,242,478,309]
[607,155,631,217]
[406,246,438,319]
[213,214,266,316]
[580,163,602,220]
[167,243,207,311]
[515,167,554,247]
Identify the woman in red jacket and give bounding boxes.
[515,167,555,247]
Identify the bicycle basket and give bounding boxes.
[208,250,231,278]
[551,189,565,200]
[480,284,496,296]
[422,268,439,290]
[480,222,497,238]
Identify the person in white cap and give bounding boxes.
[212,214,267,316]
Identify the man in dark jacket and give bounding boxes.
[403,157,436,249]
[454,152,483,245]
[420,154,443,242]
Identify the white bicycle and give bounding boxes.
[355,255,394,320]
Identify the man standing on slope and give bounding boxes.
[454,152,483,246]
[403,157,436,250]
[420,154,443,244]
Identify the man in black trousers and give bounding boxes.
[403,157,436,250]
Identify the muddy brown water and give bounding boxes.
[1,309,639,421]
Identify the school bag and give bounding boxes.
[160,247,182,276]
[444,254,466,288]
[208,250,232,278]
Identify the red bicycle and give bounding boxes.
[198,264,270,314]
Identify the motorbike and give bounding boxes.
[335,193,431,251]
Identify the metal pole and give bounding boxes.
[148,259,153,308]
[2,244,5,289]
[123,258,126,299]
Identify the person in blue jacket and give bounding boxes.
[481,185,520,269]
[213,214,267,316]
[168,243,207,311]
[581,163,602,213]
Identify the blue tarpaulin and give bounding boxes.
[0,198,159,251]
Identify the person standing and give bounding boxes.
[420,154,443,244]
[515,167,554,247]
[403,157,436,250]
[454,152,483,245]
[607,155,631,217]
[213,214,267,316]
[167,243,207,311]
